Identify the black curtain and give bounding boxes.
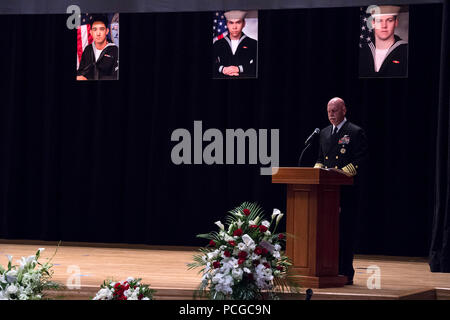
[429,0,450,272]
[0,5,443,256]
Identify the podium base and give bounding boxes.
[289,275,348,288]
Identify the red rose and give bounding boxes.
[138,294,144,300]
[238,258,245,265]
[278,234,285,240]
[253,260,260,266]
[276,266,284,271]
[250,225,258,229]
[263,262,271,269]
[238,251,248,259]
[228,240,237,246]
[233,228,243,237]
[114,283,121,289]
[243,209,251,216]
[259,225,268,233]
[262,248,269,256]
[254,247,263,255]
[246,273,254,281]
[213,261,221,269]
[209,240,216,247]
[224,250,231,257]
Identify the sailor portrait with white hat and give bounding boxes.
[213,10,258,78]
[359,5,408,77]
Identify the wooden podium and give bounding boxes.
[272,167,353,288]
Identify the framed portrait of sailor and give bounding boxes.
[359,5,409,78]
[212,10,258,79]
[76,13,119,81]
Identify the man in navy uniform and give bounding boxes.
[213,10,257,78]
[314,97,369,285]
[77,15,119,80]
[359,5,408,77]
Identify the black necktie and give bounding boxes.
[332,126,338,136]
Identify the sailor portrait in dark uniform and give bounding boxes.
[77,15,119,81]
[359,5,408,78]
[213,10,257,79]
[314,97,369,285]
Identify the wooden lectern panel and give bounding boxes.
[287,184,340,276]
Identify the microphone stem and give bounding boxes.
[298,143,312,167]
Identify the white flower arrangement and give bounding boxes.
[92,277,155,300]
[0,247,58,300]
[188,202,299,300]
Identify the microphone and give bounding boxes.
[298,128,320,167]
[304,128,320,145]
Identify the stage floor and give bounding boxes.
[1,240,449,300]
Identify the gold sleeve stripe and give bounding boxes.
[342,163,357,176]
[314,163,324,168]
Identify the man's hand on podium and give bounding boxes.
[327,167,353,177]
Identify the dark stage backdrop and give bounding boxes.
[0,5,443,256]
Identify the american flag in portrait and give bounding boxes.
[76,13,94,69]
[359,7,374,48]
[212,11,228,43]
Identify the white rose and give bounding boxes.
[126,277,135,283]
[5,270,17,283]
[251,253,261,260]
[237,243,246,251]
[7,284,18,295]
[6,270,17,277]
[232,268,243,280]
[94,288,113,300]
[212,273,224,284]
